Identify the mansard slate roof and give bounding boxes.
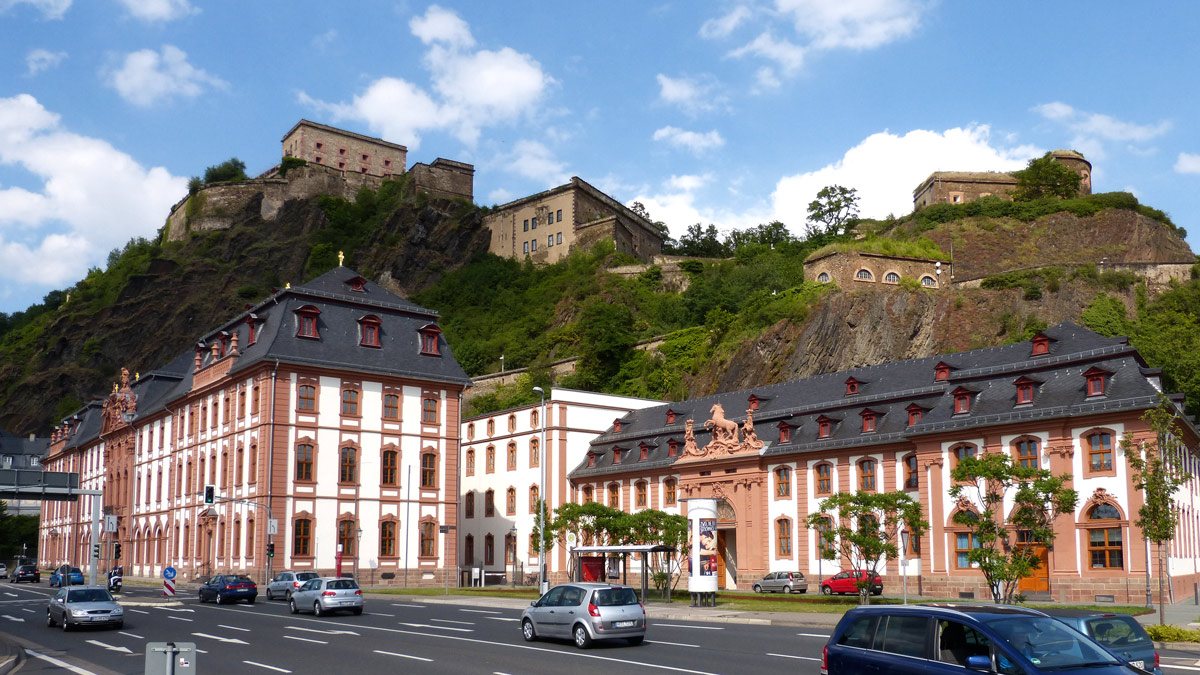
[569,323,1176,479]
[56,267,469,442]
[0,428,50,458]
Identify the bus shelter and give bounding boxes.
[568,544,677,603]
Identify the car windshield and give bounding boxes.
[68,589,113,603]
[1085,616,1149,648]
[327,579,359,590]
[593,587,639,606]
[69,567,82,574]
[297,572,319,581]
[986,616,1119,670]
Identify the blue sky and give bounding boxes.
[1,0,1198,313]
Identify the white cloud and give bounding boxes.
[776,0,926,50]
[656,73,726,115]
[113,0,197,21]
[771,125,1040,232]
[25,48,67,76]
[652,126,725,154]
[487,187,513,204]
[1176,152,1200,174]
[729,31,805,76]
[665,174,712,192]
[700,5,752,38]
[106,45,227,107]
[312,29,338,51]
[504,139,568,186]
[0,94,186,290]
[0,0,71,19]
[1033,102,1171,161]
[302,5,552,150]
[632,175,768,239]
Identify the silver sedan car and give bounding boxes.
[288,577,363,616]
[522,583,646,648]
[265,570,320,600]
[46,586,123,631]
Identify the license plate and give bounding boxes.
[1130,661,1143,670]
[615,620,635,628]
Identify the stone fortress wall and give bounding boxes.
[913,149,1093,210]
[804,251,947,289]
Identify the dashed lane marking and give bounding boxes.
[118,631,144,639]
[25,649,98,675]
[399,622,473,632]
[168,615,194,622]
[374,650,433,662]
[129,609,149,614]
[432,618,474,625]
[646,640,700,648]
[485,617,520,622]
[460,609,501,614]
[767,653,821,662]
[283,635,327,645]
[243,660,290,673]
[653,624,724,630]
[391,603,424,608]
[219,624,252,632]
[797,633,829,638]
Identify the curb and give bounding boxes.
[1155,641,1200,653]
[0,637,23,675]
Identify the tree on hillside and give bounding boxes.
[948,452,1077,604]
[807,491,926,605]
[202,157,248,185]
[574,300,637,389]
[1011,152,1082,200]
[666,224,731,258]
[805,185,860,237]
[1125,401,1192,625]
[629,201,670,237]
[724,221,794,250]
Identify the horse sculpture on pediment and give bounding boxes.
[705,403,740,445]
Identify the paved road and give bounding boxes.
[0,582,829,674]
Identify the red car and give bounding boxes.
[820,569,883,596]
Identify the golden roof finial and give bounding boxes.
[338,250,344,267]
[135,372,140,381]
[112,383,118,394]
[285,282,291,289]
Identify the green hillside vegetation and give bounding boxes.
[805,235,950,262]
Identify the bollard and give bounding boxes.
[1194,582,1198,605]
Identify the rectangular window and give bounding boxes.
[556,209,562,221]
[523,219,529,232]
[380,522,396,557]
[776,467,792,497]
[341,389,359,416]
[531,239,537,251]
[421,453,437,488]
[383,394,399,420]
[815,464,832,494]
[293,519,311,556]
[531,216,538,229]
[777,519,792,556]
[548,235,554,247]
[523,241,529,254]
[298,385,316,411]
[295,445,313,481]
[381,450,397,485]
[956,532,979,568]
[422,397,438,424]
[556,232,562,245]
[1017,383,1033,405]
[420,522,436,557]
[547,211,554,225]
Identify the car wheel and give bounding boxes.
[628,636,644,646]
[573,623,592,649]
[198,591,205,603]
[314,601,323,617]
[216,592,225,605]
[352,607,363,616]
[246,597,255,605]
[289,599,298,614]
[820,586,832,596]
[45,611,54,628]
[286,590,293,600]
[784,585,793,594]
[265,588,272,601]
[522,619,537,642]
[61,616,70,632]
[114,621,123,630]
[752,584,762,593]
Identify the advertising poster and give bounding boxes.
[606,556,621,580]
[687,519,693,577]
[698,518,717,577]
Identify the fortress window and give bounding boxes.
[532,217,538,229]
[523,219,529,231]
[884,272,900,284]
[556,233,562,245]
[338,161,346,169]
[314,156,322,164]
[315,142,323,150]
[547,211,554,225]
[531,240,537,251]
[360,167,367,173]
[338,148,346,156]
[817,272,830,283]
[383,159,391,168]
[557,209,563,221]
[523,241,529,254]
[921,276,937,287]
[548,235,553,247]
[361,153,369,162]
[295,305,321,339]
[855,269,873,281]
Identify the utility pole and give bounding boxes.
[532,386,548,594]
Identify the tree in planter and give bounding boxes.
[806,490,927,605]
[1125,401,1193,626]
[948,451,1077,604]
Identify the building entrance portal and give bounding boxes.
[716,499,737,590]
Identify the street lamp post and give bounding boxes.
[900,530,909,605]
[532,386,548,594]
[355,527,362,581]
[509,525,518,588]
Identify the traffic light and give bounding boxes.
[266,542,275,558]
[203,484,216,504]
[114,543,122,560]
[92,543,100,559]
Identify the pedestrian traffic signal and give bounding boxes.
[267,542,275,558]
[203,484,216,504]
[114,543,122,560]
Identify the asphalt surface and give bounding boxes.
[0,582,832,674]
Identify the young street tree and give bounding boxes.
[805,185,860,237]
[948,452,1077,604]
[1125,401,1193,625]
[807,491,927,605]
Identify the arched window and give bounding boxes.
[339,446,357,483]
[381,448,398,485]
[465,491,475,518]
[814,463,832,495]
[817,272,831,283]
[341,389,359,416]
[884,272,900,284]
[298,384,316,411]
[504,532,516,565]
[506,487,517,515]
[485,489,495,517]
[608,483,620,509]
[419,521,436,557]
[486,446,495,473]
[1087,432,1113,473]
[380,521,396,557]
[903,454,919,490]
[529,438,540,467]
[776,518,793,557]
[464,534,475,566]
[664,479,677,506]
[815,516,834,556]
[507,443,517,471]
[530,409,539,427]
[484,534,495,565]
[1087,504,1123,569]
[338,520,356,556]
[383,393,399,419]
[583,485,594,503]
[421,451,438,488]
[859,459,877,491]
[508,415,517,433]
[295,444,314,482]
[529,485,540,513]
[466,448,475,476]
[293,518,311,556]
[635,481,648,508]
[855,269,873,281]
[1013,438,1039,469]
[422,396,438,423]
[486,419,495,435]
[950,443,977,471]
[921,276,937,287]
[775,466,792,498]
[467,422,475,440]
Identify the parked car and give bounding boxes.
[289,577,363,616]
[753,571,807,594]
[49,565,84,587]
[522,583,646,649]
[45,585,123,631]
[823,603,1133,675]
[820,569,882,596]
[198,574,257,605]
[265,570,320,600]
[11,564,40,583]
[0,563,8,579]
[1042,609,1161,675]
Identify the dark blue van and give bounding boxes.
[823,604,1150,675]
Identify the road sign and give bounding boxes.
[439,525,448,534]
[146,642,196,674]
[104,515,117,533]
[163,578,176,597]
[267,518,278,535]
[163,566,177,580]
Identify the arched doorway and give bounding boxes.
[716,500,737,590]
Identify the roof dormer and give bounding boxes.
[613,418,622,433]
[1083,366,1112,397]
[1013,375,1040,405]
[777,420,795,444]
[816,414,838,439]
[346,275,369,292]
[418,323,442,356]
[845,377,862,396]
[666,409,676,425]
[860,408,881,433]
[295,304,321,339]
[934,361,955,382]
[951,386,976,414]
[905,403,926,426]
[1031,332,1056,357]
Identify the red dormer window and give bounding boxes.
[1031,333,1053,356]
[639,444,649,461]
[845,378,860,396]
[817,416,834,439]
[1084,366,1110,397]
[935,362,952,382]
[777,422,792,444]
[359,315,382,348]
[861,410,877,433]
[906,403,924,427]
[668,440,678,457]
[612,448,622,464]
[296,305,321,339]
[613,419,622,433]
[666,410,676,425]
[418,324,442,356]
[952,387,973,414]
[1014,376,1037,405]
[347,276,368,292]
[245,314,258,346]
[587,453,596,468]
[217,331,229,358]
[748,395,760,411]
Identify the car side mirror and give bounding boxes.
[531,600,538,607]
[965,655,991,671]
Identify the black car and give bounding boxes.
[198,574,258,605]
[11,565,40,583]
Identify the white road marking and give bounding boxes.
[797,633,829,638]
[285,625,359,636]
[168,615,194,622]
[191,632,249,645]
[646,640,699,648]
[243,660,290,673]
[486,617,520,622]
[653,624,724,630]
[372,612,395,617]
[219,624,251,632]
[1164,666,1200,672]
[374,650,433,662]
[4,592,17,597]
[399,622,473,632]
[460,608,500,614]
[158,607,195,612]
[130,609,149,614]
[25,648,98,675]
[391,603,423,608]
[20,608,33,613]
[85,639,132,654]
[283,635,327,645]
[118,631,144,639]
[767,653,821,661]
[432,618,474,625]
[2,614,24,622]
